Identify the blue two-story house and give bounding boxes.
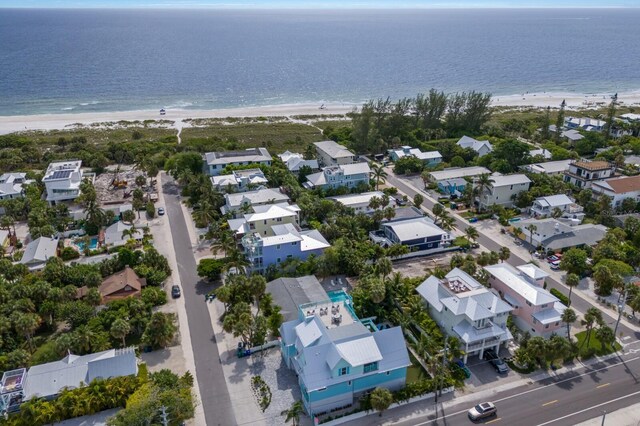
[370,217,451,252]
[242,223,330,274]
[302,163,371,191]
[280,290,410,417]
[437,178,468,196]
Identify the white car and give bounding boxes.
[468,402,497,421]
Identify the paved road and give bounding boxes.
[388,353,640,426]
[384,171,639,341]
[161,174,235,426]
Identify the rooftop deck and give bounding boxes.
[298,290,358,329]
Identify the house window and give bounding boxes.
[277,218,282,222]
[276,245,281,250]
[555,321,560,326]
[363,362,378,373]
[526,300,532,307]
[277,258,281,263]
[532,317,538,325]
[292,242,298,246]
[541,304,548,308]
[386,371,390,376]
[338,367,349,376]
[545,324,549,329]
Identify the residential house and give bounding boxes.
[478,174,531,210]
[428,166,491,186]
[280,289,409,416]
[416,268,513,362]
[517,218,608,251]
[278,151,319,173]
[98,265,146,303]
[437,178,468,196]
[221,188,290,218]
[370,217,451,251]
[521,159,572,176]
[227,203,300,237]
[530,194,584,220]
[389,146,442,166]
[547,125,584,143]
[328,191,396,214]
[591,175,640,209]
[267,275,330,322]
[43,161,86,204]
[204,148,272,176]
[484,263,566,338]
[529,148,552,160]
[210,168,268,192]
[303,163,371,191]
[624,155,640,167]
[456,136,493,157]
[313,141,356,167]
[0,173,29,208]
[22,348,137,401]
[565,117,605,132]
[104,221,143,247]
[19,237,58,270]
[242,224,330,273]
[563,160,614,189]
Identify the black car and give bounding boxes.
[485,349,509,374]
[171,285,181,298]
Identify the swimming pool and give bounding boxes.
[75,237,99,251]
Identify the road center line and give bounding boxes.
[596,383,610,389]
[542,400,558,406]
[535,389,640,426]
[411,356,640,426]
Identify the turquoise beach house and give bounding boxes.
[280,290,410,417]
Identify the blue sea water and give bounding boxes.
[0,8,639,116]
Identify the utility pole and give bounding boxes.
[440,336,448,397]
[614,286,628,338]
[160,406,169,426]
[601,410,606,426]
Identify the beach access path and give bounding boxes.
[161,172,236,426]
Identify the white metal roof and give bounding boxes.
[204,148,272,165]
[295,317,324,348]
[429,166,491,182]
[314,140,354,159]
[19,237,58,266]
[383,217,447,241]
[224,188,289,208]
[245,203,299,222]
[535,194,573,208]
[489,173,531,187]
[335,336,383,367]
[484,263,557,306]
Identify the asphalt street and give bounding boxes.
[161,174,236,426]
[390,354,640,426]
[384,172,639,341]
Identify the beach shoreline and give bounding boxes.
[1,90,640,135]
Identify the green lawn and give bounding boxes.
[574,330,621,358]
[407,352,429,384]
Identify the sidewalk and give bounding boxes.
[575,402,640,426]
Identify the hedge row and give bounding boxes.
[550,288,570,307]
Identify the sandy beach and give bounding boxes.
[1,91,640,135]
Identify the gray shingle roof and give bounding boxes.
[19,237,58,267]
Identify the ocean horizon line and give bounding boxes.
[0,6,637,10]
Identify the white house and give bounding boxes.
[303,163,371,191]
[529,148,552,160]
[428,166,491,183]
[221,188,290,217]
[416,268,513,362]
[478,174,531,210]
[0,173,29,214]
[457,136,493,157]
[530,194,584,219]
[563,160,614,189]
[313,141,356,167]
[371,217,451,252]
[43,161,86,204]
[389,146,442,166]
[278,151,319,173]
[328,191,396,214]
[521,159,572,176]
[210,168,268,192]
[591,175,640,209]
[19,237,58,270]
[204,148,272,176]
[227,203,301,237]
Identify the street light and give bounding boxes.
[614,303,624,337]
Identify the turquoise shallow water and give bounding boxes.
[1,8,639,116]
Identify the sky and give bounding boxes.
[1,0,636,8]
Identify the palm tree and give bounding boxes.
[13,312,42,351]
[561,308,577,340]
[111,318,131,348]
[371,163,388,190]
[581,307,604,349]
[595,325,616,351]
[474,173,494,212]
[224,248,250,275]
[0,215,15,237]
[565,273,580,305]
[281,401,304,426]
[629,291,640,316]
[525,224,538,251]
[499,246,510,262]
[211,231,236,257]
[194,200,216,227]
[376,257,393,278]
[525,336,548,367]
[464,226,479,245]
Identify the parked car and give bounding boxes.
[547,255,559,263]
[171,285,181,298]
[468,402,497,421]
[158,207,165,216]
[484,349,509,374]
[454,359,472,379]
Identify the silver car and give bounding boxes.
[468,402,497,421]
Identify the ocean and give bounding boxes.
[1,8,639,116]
